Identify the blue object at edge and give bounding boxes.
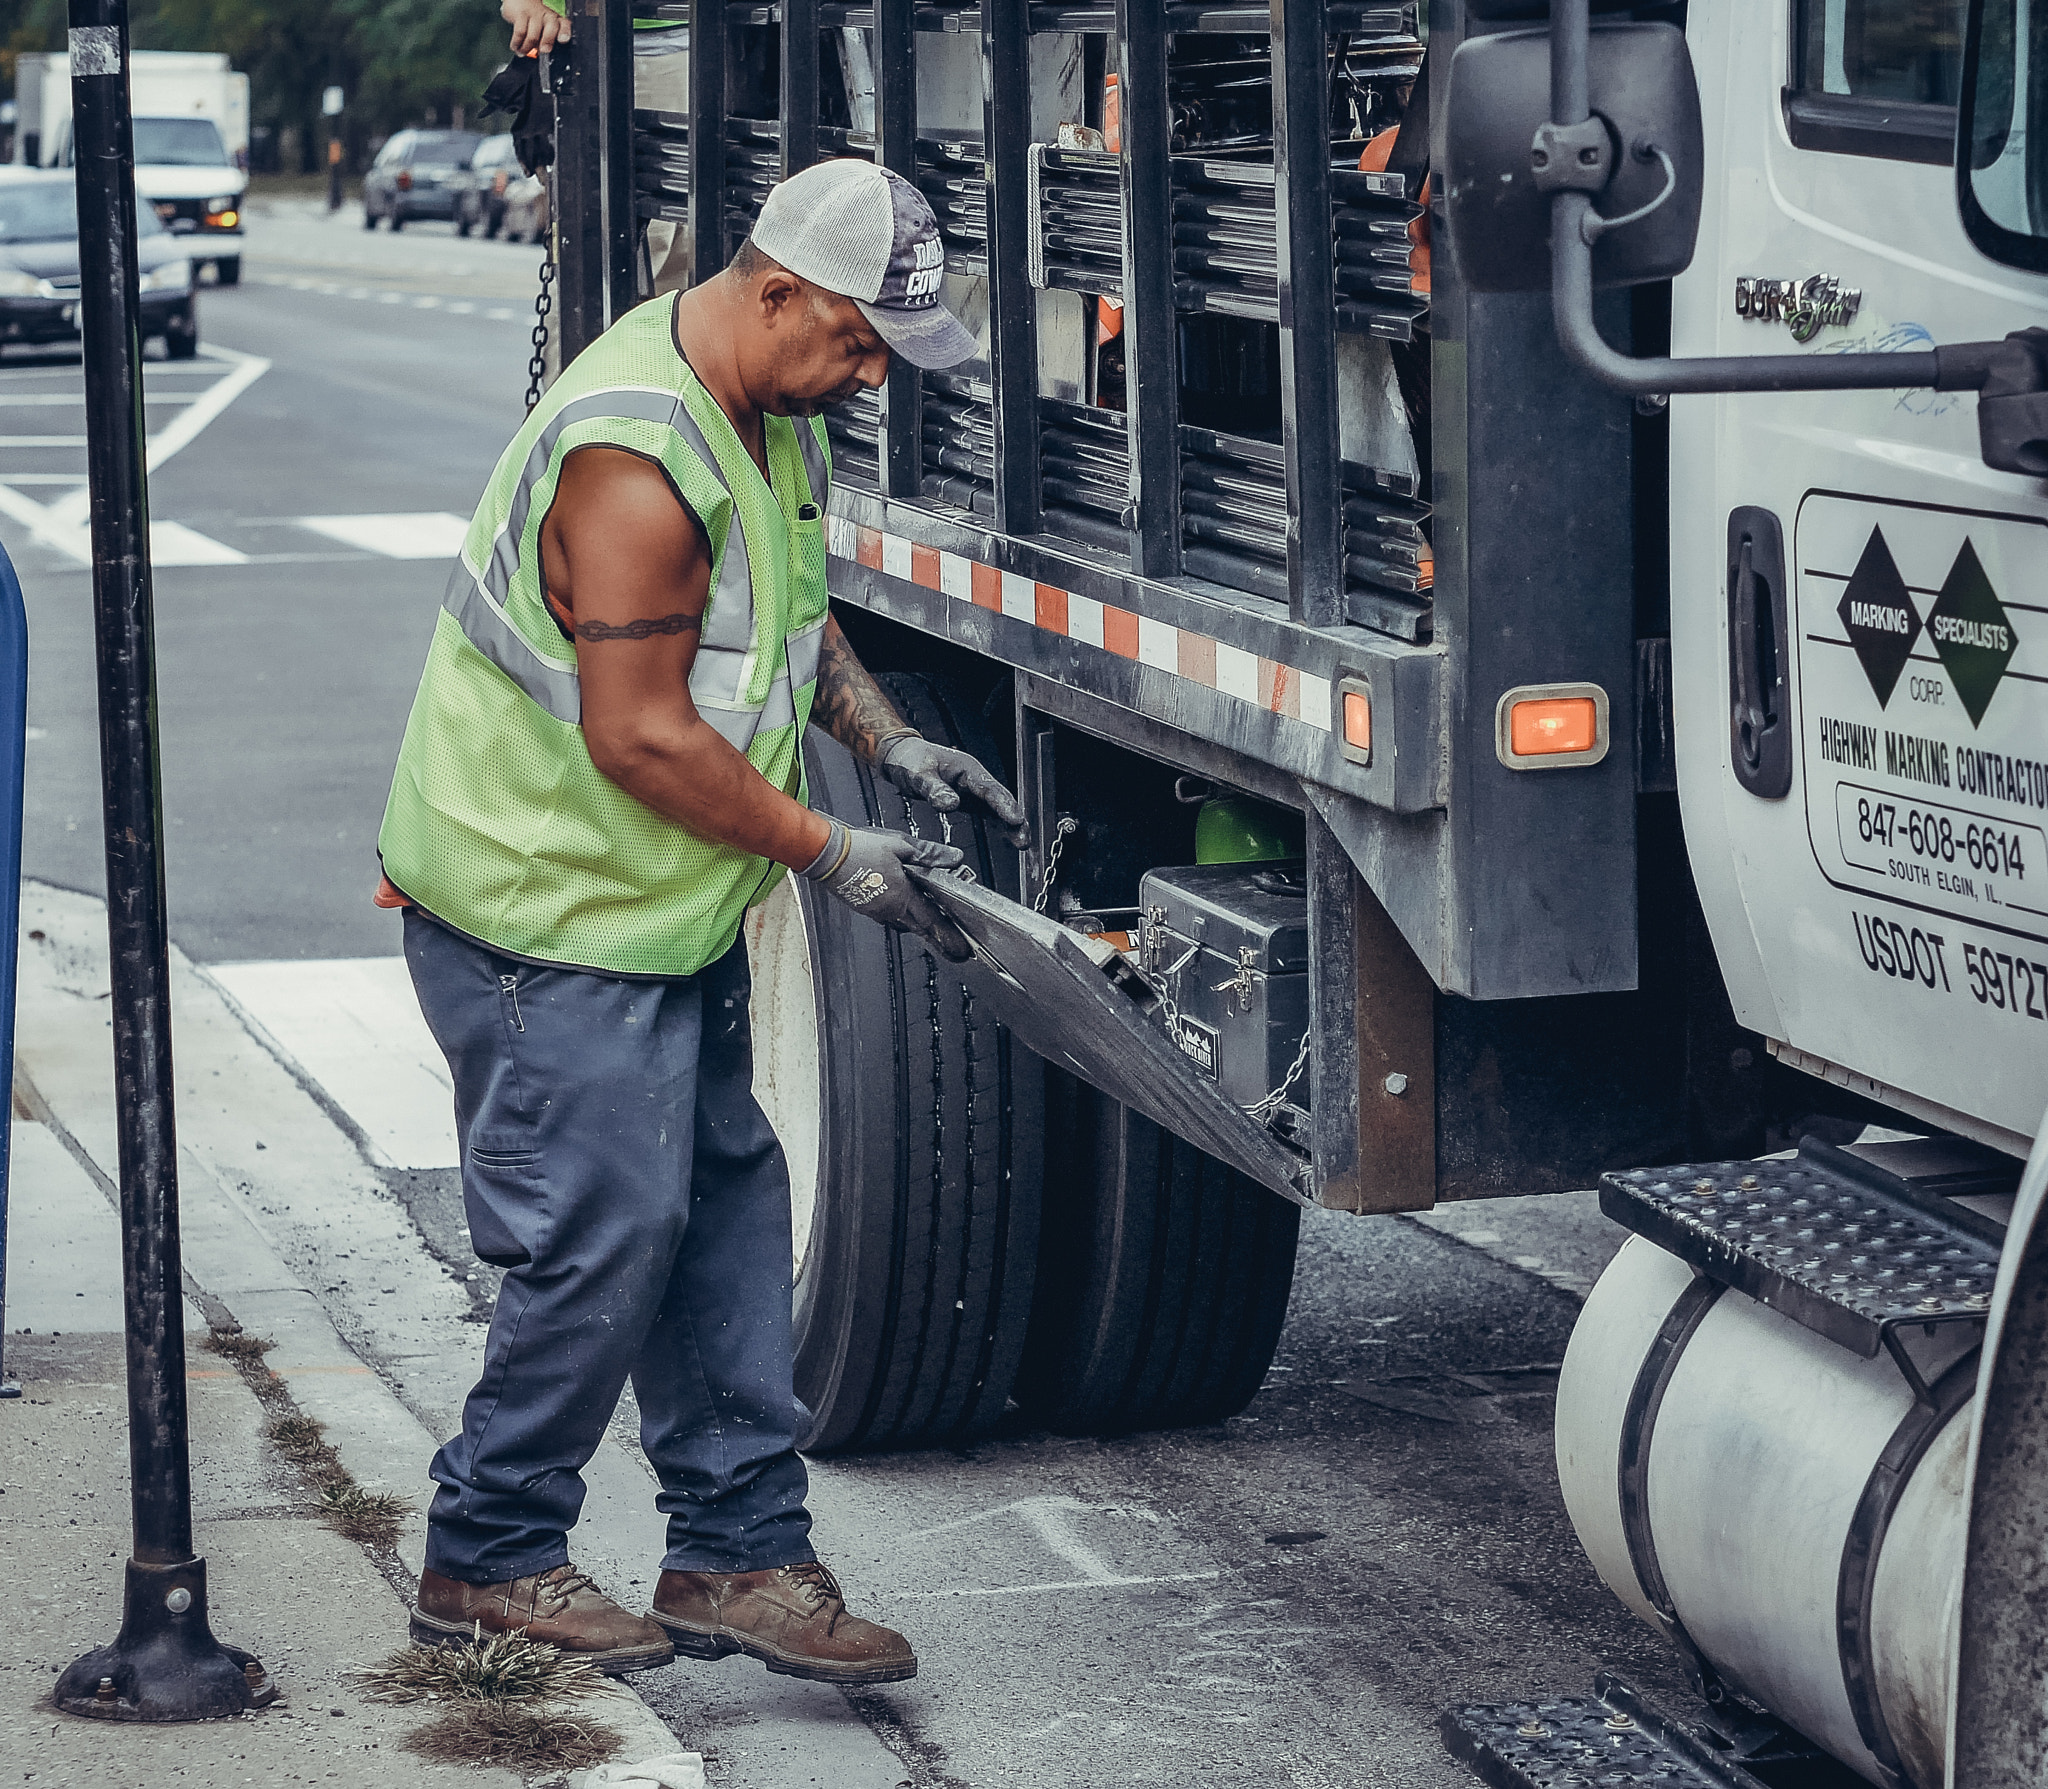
[0,538,25,1396]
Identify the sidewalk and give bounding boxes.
[0,887,679,1786]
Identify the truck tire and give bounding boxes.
[747,671,1043,1452]
[1014,1072,1299,1435]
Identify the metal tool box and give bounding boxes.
[1138,861,1313,1116]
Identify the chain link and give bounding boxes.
[525,254,555,413]
[1032,816,1078,914]
[1244,1027,1313,1122]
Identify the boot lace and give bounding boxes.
[777,1559,845,1625]
[534,1564,600,1615]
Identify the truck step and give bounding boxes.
[1600,1136,2014,1366]
[1442,1676,1778,1789]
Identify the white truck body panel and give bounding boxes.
[1672,6,2048,1154]
[13,50,249,191]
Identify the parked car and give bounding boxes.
[499,169,549,247]
[362,129,481,232]
[455,133,520,239]
[0,168,196,359]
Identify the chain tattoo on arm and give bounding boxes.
[570,610,704,642]
[812,619,912,761]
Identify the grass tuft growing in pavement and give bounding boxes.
[263,1413,329,1461]
[202,1329,275,1363]
[402,1702,621,1772]
[315,1480,412,1548]
[360,1633,605,1705]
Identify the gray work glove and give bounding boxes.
[800,819,973,962]
[875,734,1032,849]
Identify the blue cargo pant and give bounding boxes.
[404,910,815,1584]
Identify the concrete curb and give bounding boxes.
[12,881,680,1771]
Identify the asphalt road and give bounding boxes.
[1,199,538,962]
[0,201,1687,1787]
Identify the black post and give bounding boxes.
[51,0,273,1723]
[1114,0,1180,578]
[874,0,921,499]
[552,1,609,362]
[688,0,729,278]
[981,0,1040,534]
[1272,0,1343,626]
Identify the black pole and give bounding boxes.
[52,0,274,1723]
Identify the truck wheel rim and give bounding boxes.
[745,877,823,1289]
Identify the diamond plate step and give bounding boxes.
[1599,1136,2011,1361]
[1442,1676,1776,1789]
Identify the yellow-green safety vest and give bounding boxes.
[378,293,830,978]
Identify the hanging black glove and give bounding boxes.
[481,55,555,176]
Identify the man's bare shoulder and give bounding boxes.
[552,444,706,557]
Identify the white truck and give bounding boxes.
[13,50,249,283]
[552,0,2048,1779]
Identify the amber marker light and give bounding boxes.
[1337,675,1372,766]
[1494,682,1609,770]
[1511,697,1596,756]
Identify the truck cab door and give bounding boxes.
[1670,0,2048,1153]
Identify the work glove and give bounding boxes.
[800,820,973,963]
[875,734,1032,849]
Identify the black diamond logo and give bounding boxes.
[1927,539,2018,728]
[1836,527,1922,709]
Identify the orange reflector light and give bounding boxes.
[1343,689,1371,752]
[205,210,239,229]
[1510,696,1598,757]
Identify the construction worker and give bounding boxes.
[375,159,1026,1681]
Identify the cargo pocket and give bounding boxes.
[463,1143,546,1268]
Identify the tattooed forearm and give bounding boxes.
[573,611,703,642]
[812,616,914,760]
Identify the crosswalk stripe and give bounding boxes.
[295,512,471,559]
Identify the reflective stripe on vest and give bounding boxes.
[440,385,830,751]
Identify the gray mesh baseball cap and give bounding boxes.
[748,159,979,370]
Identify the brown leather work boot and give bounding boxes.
[650,1560,916,1685]
[412,1563,674,1674]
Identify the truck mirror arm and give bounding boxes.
[1541,0,2048,474]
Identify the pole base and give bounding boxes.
[53,1558,278,1722]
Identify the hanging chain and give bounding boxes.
[1245,1027,1313,1123]
[1032,817,1079,914]
[525,254,555,413]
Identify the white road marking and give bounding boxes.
[142,520,249,565]
[207,957,458,1172]
[294,511,470,559]
[882,1571,1225,1600]
[887,1494,1222,1599]
[0,346,268,563]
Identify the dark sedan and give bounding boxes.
[363,130,483,231]
[0,171,197,359]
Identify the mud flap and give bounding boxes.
[911,869,1313,1206]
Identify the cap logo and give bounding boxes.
[904,238,944,305]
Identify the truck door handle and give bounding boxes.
[1726,506,1792,800]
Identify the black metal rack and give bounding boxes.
[629,0,1429,634]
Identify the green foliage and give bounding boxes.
[3,0,512,163]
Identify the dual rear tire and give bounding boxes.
[749,671,1299,1453]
